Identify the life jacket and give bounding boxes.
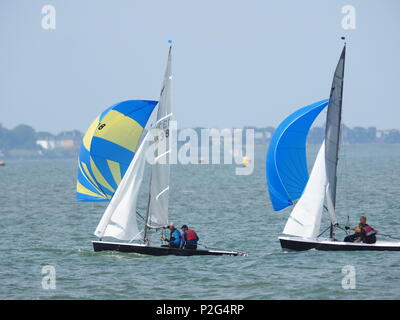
[185,229,198,241]
[363,224,375,236]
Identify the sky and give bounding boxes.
[0,0,399,134]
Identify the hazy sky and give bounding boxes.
[1,0,399,133]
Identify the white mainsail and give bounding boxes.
[283,141,327,238]
[146,46,172,230]
[94,46,172,242]
[94,132,150,240]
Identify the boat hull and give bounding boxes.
[279,236,400,251]
[92,241,245,256]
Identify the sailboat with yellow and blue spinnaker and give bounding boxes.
[77,44,246,256]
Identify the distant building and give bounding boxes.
[245,125,400,144]
[382,129,400,143]
[344,126,377,143]
[36,140,56,150]
[244,126,274,145]
[36,131,56,150]
[35,130,83,151]
[55,130,82,149]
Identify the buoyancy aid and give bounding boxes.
[185,229,198,241]
[362,224,375,236]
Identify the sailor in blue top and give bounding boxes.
[165,222,181,248]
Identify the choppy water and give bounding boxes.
[1,144,400,299]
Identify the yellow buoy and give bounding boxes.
[242,156,250,167]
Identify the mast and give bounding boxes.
[326,39,346,237]
[143,43,173,242]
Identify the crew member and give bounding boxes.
[344,216,378,244]
[163,222,181,248]
[180,225,199,249]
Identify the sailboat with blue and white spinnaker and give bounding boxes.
[266,40,400,251]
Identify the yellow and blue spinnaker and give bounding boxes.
[77,100,158,201]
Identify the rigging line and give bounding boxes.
[128,229,144,243]
[323,205,337,228]
[378,233,400,241]
[317,225,332,238]
[136,210,145,221]
[288,216,305,227]
[336,224,349,235]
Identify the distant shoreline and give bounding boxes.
[1,123,400,160]
[2,142,399,161]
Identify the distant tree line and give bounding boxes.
[0,124,39,151]
[0,123,82,158]
[1,123,399,159]
[307,125,400,144]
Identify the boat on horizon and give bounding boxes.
[266,39,400,251]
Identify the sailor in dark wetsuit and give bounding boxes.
[180,225,199,249]
[344,216,378,244]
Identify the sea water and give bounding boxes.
[0,143,399,299]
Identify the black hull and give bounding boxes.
[92,241,244,256]
[279,237,400,251]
